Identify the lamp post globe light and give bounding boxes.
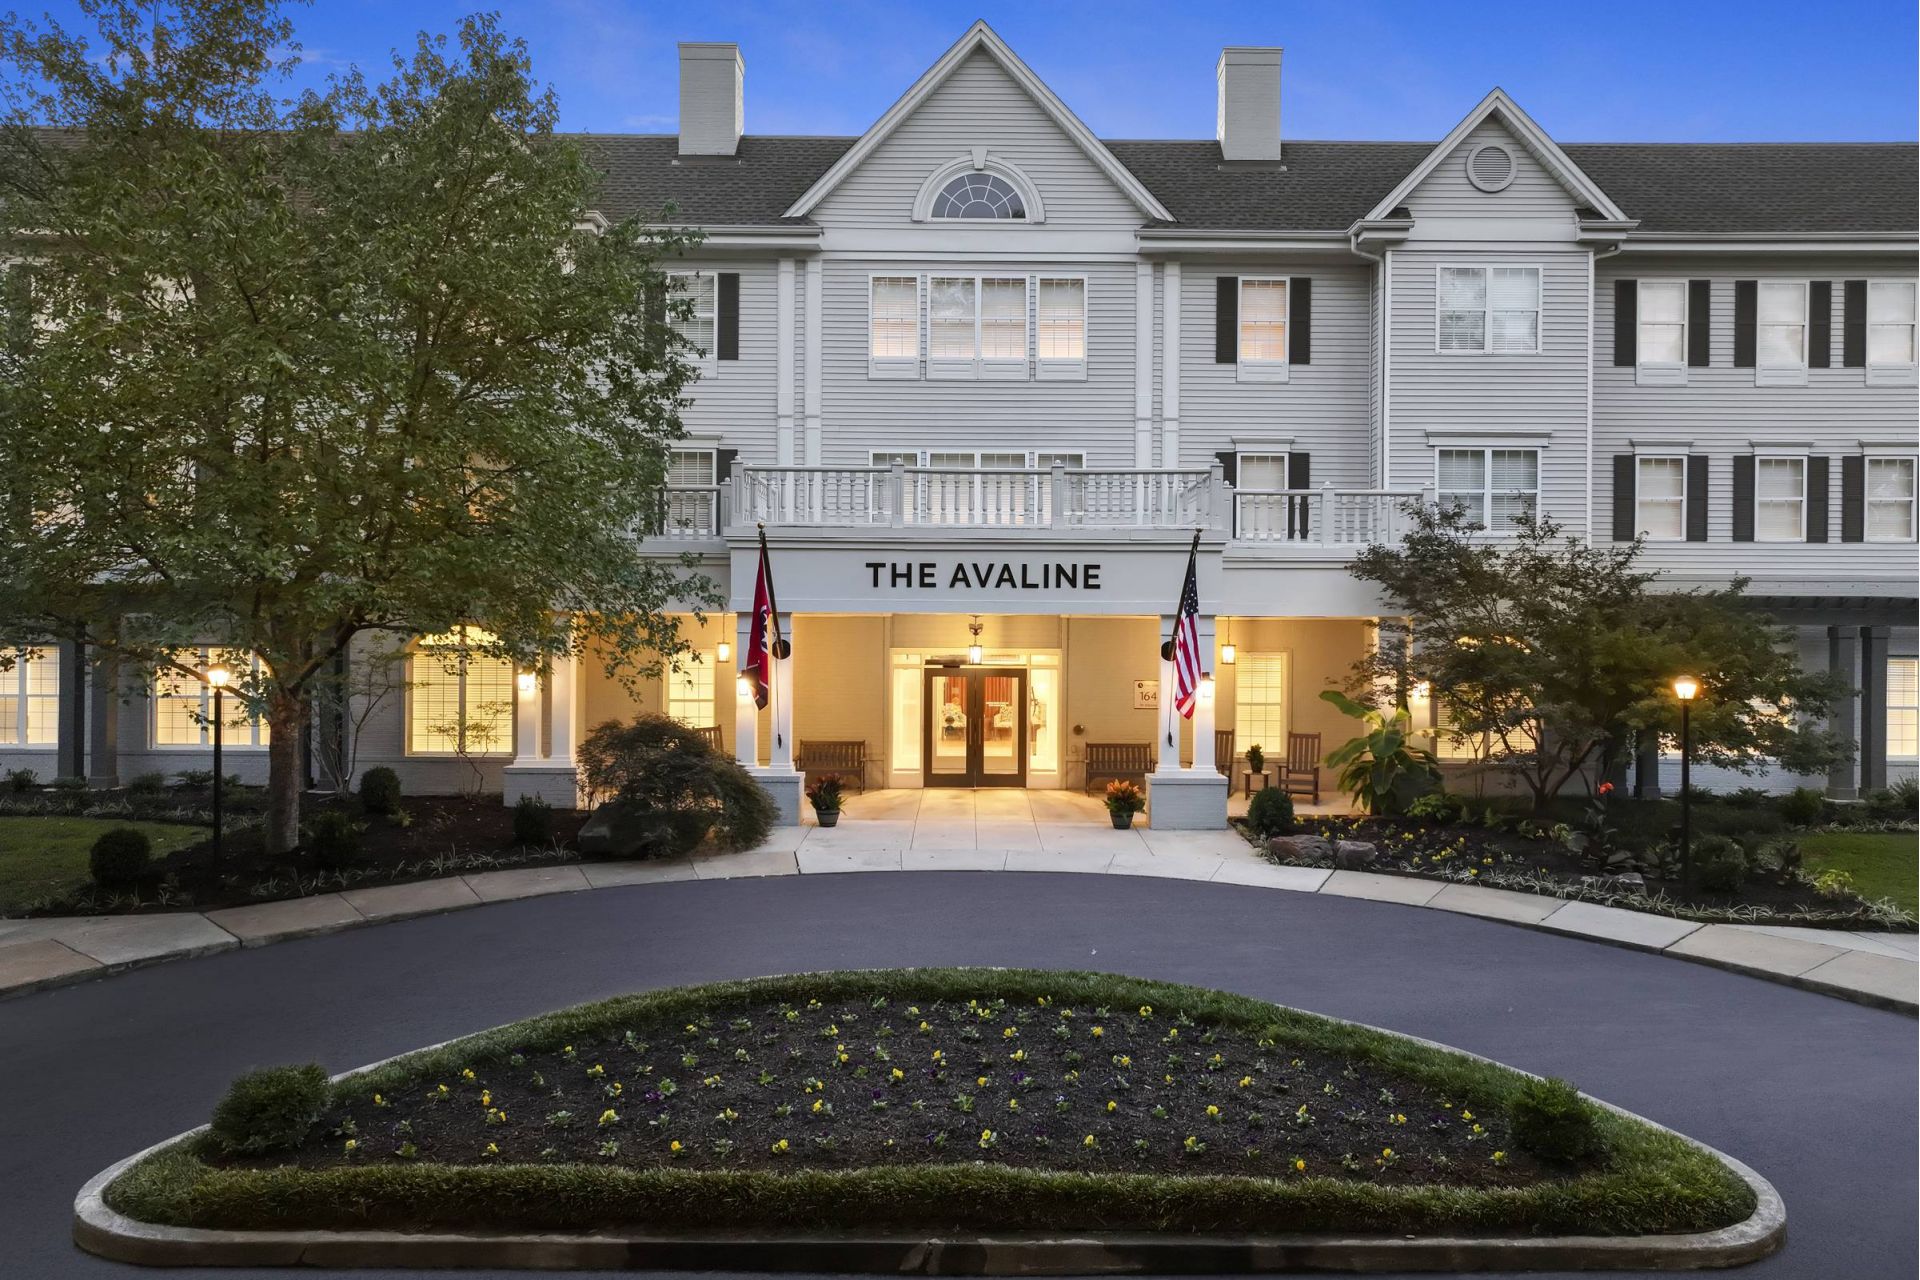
[206,663,232,861]
[1673,676,1699,891]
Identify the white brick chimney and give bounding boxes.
[1216,47,1282,162]
[678,42,743,156]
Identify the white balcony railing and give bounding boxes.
[644,484,726,539]
[732,463,1221,531]
[1232,485,1431,545]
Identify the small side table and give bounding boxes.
[1240,768,1275,796]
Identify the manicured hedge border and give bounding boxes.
[106,968,1755,1239]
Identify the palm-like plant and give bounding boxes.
[1318,690,1441,815]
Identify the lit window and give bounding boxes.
[1438,448,1538,532]
[1235,652,1288,758]
[1867,281,1917,368]
[1888,657,1918,759]
[0,647,58,746]
[1754,457,1806,542]
[980,278,1026,361]
[1757,281,1807,370]
[929,276,977,361]
[930,172,1025,220]
[408,627,514,756]
[666,652,716,730]
[1635,456,1686,540]
[1438,266,1539,354]
[152,650,270,748]
[1867,457,1916,542]
[1432,698,1489,762]
[1637,280,1687,367]
[928,276,1027,376]
[667,272,716,360]
[1238,279,1288,363]
[869,276,918,361]
[1036,278,1085,363]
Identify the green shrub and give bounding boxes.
[358,766,402,816]
[1407,790,1467,823]
[126,771,168,795]
[174,768,216,788]
[303,810,362,870]
[1777,787,1829,828]
[1691,805,1786,841]
[49,775,88,792]
[1749,837,1801,883]
[1691,835,1748,893]
[577,714,774,854]
[5,767,37,792]
[1722,786,1772,810]
[1509,1077,1604,1163]
[512,795,554,847]
[1245,786,1296,838]
[1864,778,1919,822]
[89,826,152,889]
[208,1064,331,1155]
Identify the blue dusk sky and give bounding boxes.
[15,1,1918,141]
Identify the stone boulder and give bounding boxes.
[1266,834,1332,864]
[1333,840,1380,871]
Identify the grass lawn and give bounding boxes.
[1799,831,1919,916]
[0,816,209,911]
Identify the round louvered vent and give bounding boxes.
[1466,143,1516,192]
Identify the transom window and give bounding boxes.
[1867,457,1916,542]
[1635,456,1686,540]
[1235,652,1289,759]
[1438,265,1540,354]
[667,272,716,360]
[1888,657,1918,759]
[1637,280,1687,367]
[1867,281,1917,368]
[1437,448,1539,532]
[1757,281,1807,370]
[1754,456,1806,542]
[153,649,270,748]
[1238,279,1288,363]
[931,172,1025,220]
[0,646,57,746]
[408,627,514,756]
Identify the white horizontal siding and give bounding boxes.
[1404,120,1577,234]
[672,257,781,461]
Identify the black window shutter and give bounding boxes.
[713,447,738,485]
[1215,277,1238,363]
[1843,280,1867,367]
[1687,280,1711,367]
[1613,280,1636,365]
[1288,452,1311,488]
[1287,452,1311,539]
[1731,455,1756,541]
[1289,277,1312,365]
[716,272,740,361]
[1841,454,1865,541]
[1806,456,1830,542]
[1733,281,1757,367]
[1808,280,1831,369]
[1686,456,1710,542]
[1611,455,1636,540]
[1214,451,1238,486]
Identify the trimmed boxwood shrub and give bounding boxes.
[1777,787,1828,828]
[208,1064,331,1155]
[303,810,362,870]
[1245,786,1296,838]
[512,795,554,847]
[358,766,402,816]
[1691,835,1748,893]
[1510,1076,1604,1163]
[89,827,152,889]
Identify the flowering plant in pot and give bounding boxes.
[805,775,844,827]
[1103,780,1146,829]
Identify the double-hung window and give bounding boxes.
[1867,281,1918,384]
[1756,281,1808,385]
[667,272,716,363]
[1888,657,1919,759]
[1867,457,1917,542]
[666,653,717,729]
[0,647,57,746]
[1635,456,1687,540]
[1235,652,1289,758]
[663,448,718,538]
[868,275,920,378]
[1035,277,1086,379]
[1437,265,1540,354]
[153,650,270,748]
[928,275,1028,380]
[1754,456,1806,541]
[407,627,514,757]
[1437,448,1539,532]
[1237,278,1289,380]
[1636,280,1687,383]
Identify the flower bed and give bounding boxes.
[104,969,1756,1240]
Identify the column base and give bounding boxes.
[1146,769,1228,830]
[502,763,582,810]
[1826,785,1860,801]
[747,766,805,826]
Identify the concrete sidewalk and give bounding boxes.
[2,797,1913,1010]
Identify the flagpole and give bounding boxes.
[757,523,779,754]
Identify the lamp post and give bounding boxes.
[206,664,232,860]
[1673,676,1698,891]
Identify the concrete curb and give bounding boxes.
[72,1015,1787,1274]
[5,852,1913,1012]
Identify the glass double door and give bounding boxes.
[924,666,1027,787]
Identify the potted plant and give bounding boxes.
[1244,743,1265,776]
[806,775,844,828]
[1103,779,1145,830]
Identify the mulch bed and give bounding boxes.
[232,992,1555,1187]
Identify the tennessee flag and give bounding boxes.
[743,526,784,712]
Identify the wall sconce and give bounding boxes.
[515,670,537,696]
[716,640,731,663]
[1198,673,1216,705]
[736,674,754,700]
[967,615,984,665]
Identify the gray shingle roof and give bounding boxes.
[589,133,1916,235]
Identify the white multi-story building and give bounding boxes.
[6,23,1914,824]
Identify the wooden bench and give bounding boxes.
[797,740,867,792]
[1084,742,1154,794]
[693,724,723,754]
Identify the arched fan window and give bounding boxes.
[931,172,1026,220]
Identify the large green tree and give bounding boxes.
[0,1,713,852]
[1346,503,1848,812]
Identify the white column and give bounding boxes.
[734,612,758,768]
[511,668,539,762]
[547,648,578,765]
[770,613,795,769]
[776,257,796,466]
[1134,262,1154,468]
[803,257,823,465]
[1161,261,1181,469]
[1191,616,1216,773]
[1156,615,1180,774]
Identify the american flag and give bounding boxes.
[743,525,784,722]
[1170,531,1203,719]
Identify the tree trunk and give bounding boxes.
[265,690,307,854]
